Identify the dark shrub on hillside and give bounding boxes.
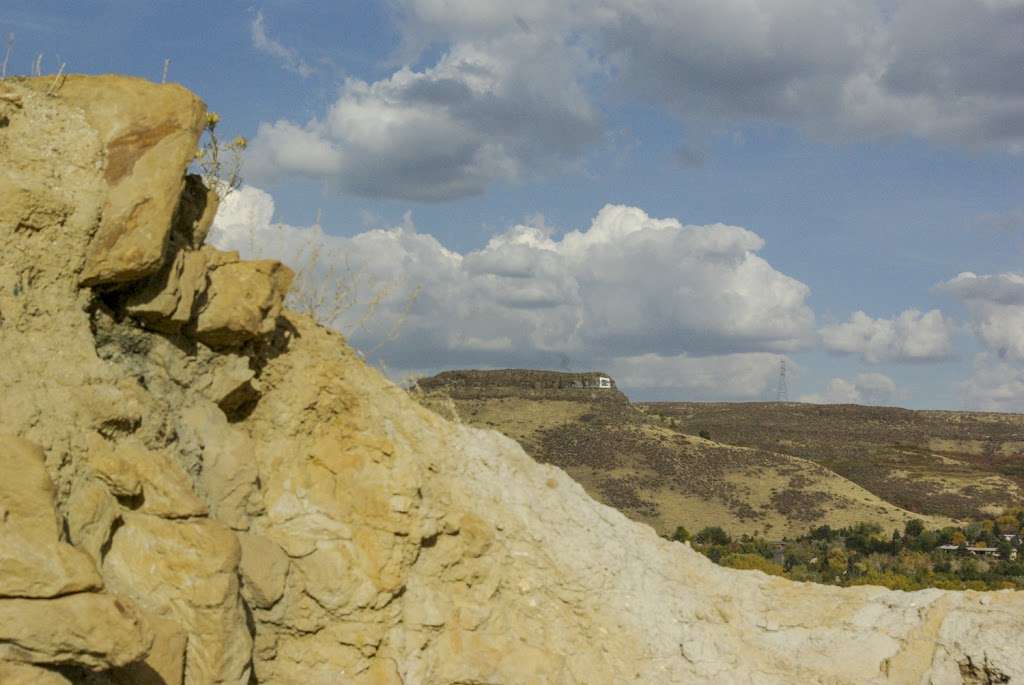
[695,526,731,545]
[904,518,925,538]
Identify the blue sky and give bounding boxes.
[6,1,1024,410]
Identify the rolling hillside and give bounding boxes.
[641,402,1024,522]
[414,371,962,538]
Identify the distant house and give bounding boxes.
[1000,533,1022,545]
[938,544,1003,558]
[597,376,612,389]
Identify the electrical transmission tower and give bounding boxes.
[775,359,789,402]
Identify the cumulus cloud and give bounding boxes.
[210,187,815,397]
[249,0,1024,199]
[936,272,1024,361]
[250,10,314,78]
[960,353,1024,412]
[598,0,1024,150]
[801,372,899,405]
[246,34,600,201]
[819,309,955,363]
[935,271,1024,410]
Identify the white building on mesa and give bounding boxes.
[597,376,612,389]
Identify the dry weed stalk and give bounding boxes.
[283,225,421,349]
[46,63,66,96]
[1,33,14,78]
[194,112,246,198]
[196,114,420,352]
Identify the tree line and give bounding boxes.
[668,510,1024,591]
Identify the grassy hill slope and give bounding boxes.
[641,402,1024,521]
[414,373,954,537]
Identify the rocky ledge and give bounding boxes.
[0,74,1022,684]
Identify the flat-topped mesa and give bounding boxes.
[418,368,630,402]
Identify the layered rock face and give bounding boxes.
[1,74,1023,684]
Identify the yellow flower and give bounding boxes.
[194,148,206,159]
[206,112,220,128]
[232,136,248,150]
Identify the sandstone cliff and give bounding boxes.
[1,75,1022,684]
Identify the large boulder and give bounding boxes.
[20,76,208,286]
[194,259,294,349]
[0,437,101,598]
[0,591,151,670]
[102,513,251,684]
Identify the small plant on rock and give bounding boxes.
[194,112,246,197]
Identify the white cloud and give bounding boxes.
[935,271,1024,411]
[250,10,314,78]
[250,0,1024,199]
[246,34,600,201]
[609,352,790,401]
[819,309,955,363]
[246,120,342,179]
[937,271,1024,306]
[961,353,1024,412]
[598,0,1024,151]
[801,372,898,405]
[210,187,815,397]
[936,272,1024,361]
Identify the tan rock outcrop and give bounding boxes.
[85,435,208,518]
[237,532,290,609]
[0,437,101,598]
[102,513,251,684]
[0,661,73,685]
[2,73,1024,685]
[194,259,293,348]
[0,593,150,670]
[20,76,208,286]
[179,403,261,528]
[65,478,121,565]
[111,612,188,685]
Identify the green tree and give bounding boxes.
[904,518,925,538]
[995,514,1018,534]
[826,547,849,576]
[809,525,834,541]
[671,526,691,543]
